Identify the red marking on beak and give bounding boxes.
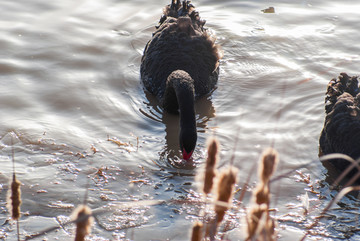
[182,148,193,160]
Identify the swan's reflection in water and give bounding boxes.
[140,90,216,170]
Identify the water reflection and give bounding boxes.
[318,137,360,186]
[3,0,360,239]
[140,90,216,169]
[321,157,360,186]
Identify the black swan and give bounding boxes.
[319,73,360,178]
[140,0,221,160]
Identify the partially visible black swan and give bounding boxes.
[320,73,360,178]
[140,0,221,160]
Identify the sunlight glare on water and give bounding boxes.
[0,0,360,240]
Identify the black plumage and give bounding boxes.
[140,0,221,160]
[320,73,360,178]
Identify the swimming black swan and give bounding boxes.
[140,0,221,160]
[319,73,360,178]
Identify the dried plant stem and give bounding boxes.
[199,137,220,240]
[318,153,360,186]
[16,220,20,241]
[25,200,164,240]
[246,148,279,241]
[6,136,22,241]
[238,163,257,205]
[299,186,360,241]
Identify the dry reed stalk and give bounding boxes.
[246,203,268,240]
[319,153,360,187]
[24,200,164,240]
[7,136,22,221]
[214,167,238,224]
[72,205,94,241]
[246,188,277,241]
[191,221,203,241]
[203,137,219,195]
[300,186,360,241]
[6,135,22,241]
[246,148,279,241]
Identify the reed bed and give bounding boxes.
[2,134,360,240]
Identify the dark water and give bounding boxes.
[1,0,360,240]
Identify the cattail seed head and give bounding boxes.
[258,148,279,183]
[191,221,203,241]
[247,203,277,241]
[246,147,280,241]
[215,167,238,224]
[203,138,220,194]
[206,137,219,166]
[253,182,270,206]
[203,168,217,195]
[7,174,22,220]
[72,205,94,241]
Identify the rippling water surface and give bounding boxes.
[1,0,360,240]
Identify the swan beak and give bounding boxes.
[182,148,193,160]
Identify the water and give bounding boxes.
[1,0,360,240]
